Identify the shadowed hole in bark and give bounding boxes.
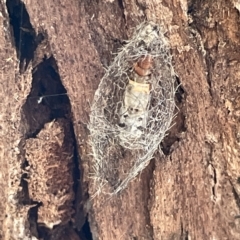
[117,0,124,10]
[187,4,195,15]
[6,0,37,73]
[6,1,90,237]
[180,221,189,240]
[22,56,70,138]
[29,205,42,238]
[17,158,30,205]
[79,217,93,240]
[160,76,186,155]
[175,76,185,103]
[212,165,217,197]
[237,177,240,184]
[37,225,51,240]
[72,124,89,235]
[230,181,240,211]
[21,56,90,238]
[22,57,90,238]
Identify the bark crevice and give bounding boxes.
[161,77,186,155]
[6,1,90,238]
[6,0,36,73]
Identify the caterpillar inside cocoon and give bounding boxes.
[89,22,176,195]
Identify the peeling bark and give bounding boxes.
[1,0,240,239]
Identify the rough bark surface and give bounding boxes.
[0,0,240,239]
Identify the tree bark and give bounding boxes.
[1,0,240,239]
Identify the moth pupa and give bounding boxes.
[89,22,176,195]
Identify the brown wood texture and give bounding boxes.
[0,0,240,239]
